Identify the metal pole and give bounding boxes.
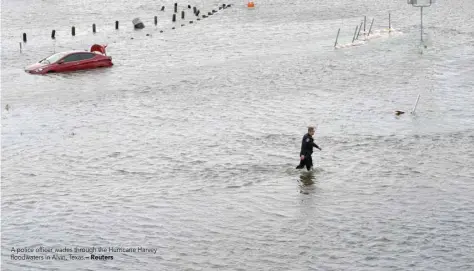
[412,94,421,114]
[356,21,363,40]
[352,25,359,43]
[334,28,340,48]
[364,16,366,32]
[367,18,374,37]
[420,7,423,42]
[389,13,391,32]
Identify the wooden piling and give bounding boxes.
[22,33,27,42]
[51,30,56,39]
[115,21,119,29]
[334,28,340,48]
[174,3,177,13]
[72,26,75,36]
[93,24,96,33]
[155,16,158,25]
[182,11,185,19]
[173,14,176,22]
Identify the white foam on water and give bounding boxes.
[335,28,404,49]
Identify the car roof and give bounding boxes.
[63,50,93,54]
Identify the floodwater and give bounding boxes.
[2,0,474,270]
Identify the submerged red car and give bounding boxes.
[25,44,113,74]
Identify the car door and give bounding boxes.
[75,53,98,70]
[57,53,83,72]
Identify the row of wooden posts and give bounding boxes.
[334,13,392,48]
[20,3,232,42]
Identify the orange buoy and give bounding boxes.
[247,1,255,8]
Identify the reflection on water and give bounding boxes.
[298,169,319,194]
[297,167,326,194]
[299,171,315,185]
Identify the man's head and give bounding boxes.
[307,126,315,136]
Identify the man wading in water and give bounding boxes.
[296,126,322,171]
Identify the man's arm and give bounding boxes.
[313,142,322,150]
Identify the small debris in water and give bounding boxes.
[395,110,405,116]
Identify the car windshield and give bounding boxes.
[39,52,69,64]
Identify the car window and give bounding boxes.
[78,53,96,60]
[40,52,69,64]
[61,53,96,63]
[62,53,83,63]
